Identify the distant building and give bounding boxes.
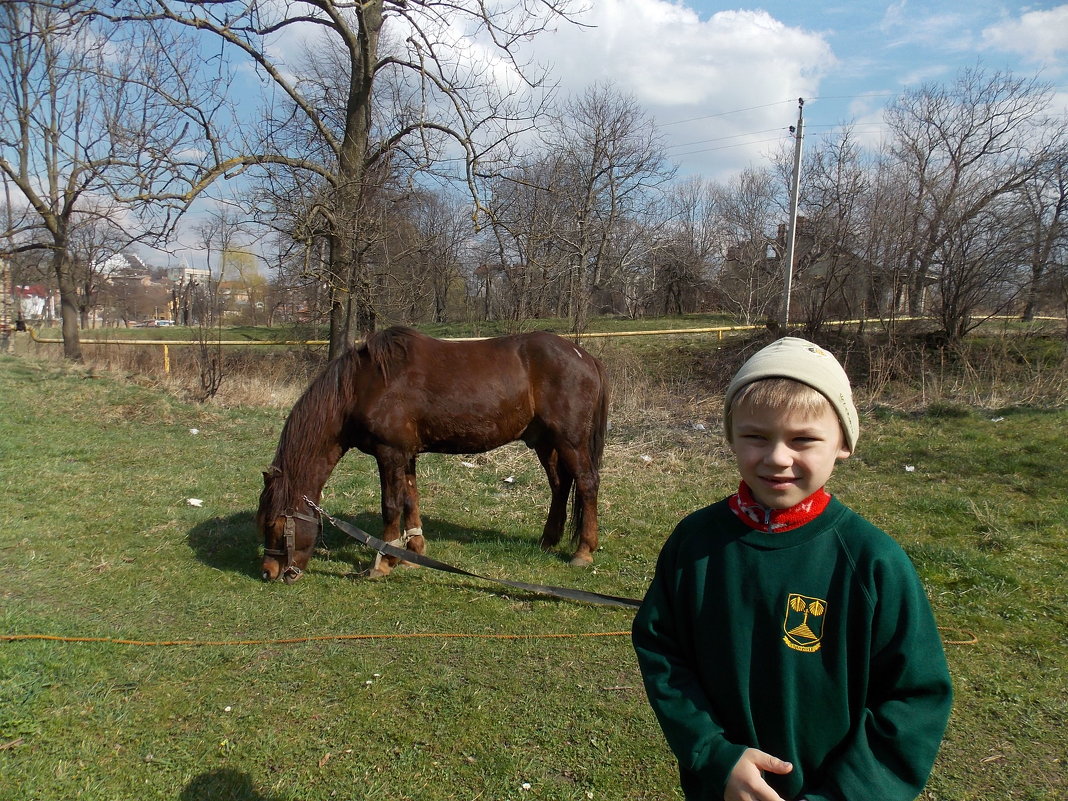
[98,252,151,279]
[14,284,54,320]
[169,265,211,286]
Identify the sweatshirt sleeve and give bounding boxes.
[631,534,747,796]
[805,554,953,801]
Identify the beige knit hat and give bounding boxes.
[723,337,859,451]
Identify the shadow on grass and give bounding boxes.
[179,768,286,801]
[185,508,566,580]
[186,512,263,580]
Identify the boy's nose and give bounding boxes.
[764,441,793,467]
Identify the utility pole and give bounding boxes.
[781,97,804,329]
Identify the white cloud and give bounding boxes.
[549,3,833,108]
[878,2,975,52]
[981,5,1068,66]
[526,0,835,178]
[188,0,835,179]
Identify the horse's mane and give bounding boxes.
[263,327,424,515]
[265,346,360,513]
[364,326,420,380]
[259,464,292,519]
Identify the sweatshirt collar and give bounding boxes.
[728,481,831,533]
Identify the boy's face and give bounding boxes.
[729,395,851,509]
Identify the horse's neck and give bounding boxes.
[279,448,342,505]
[276,408,346,505]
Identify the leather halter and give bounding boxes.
[263,510,319,583]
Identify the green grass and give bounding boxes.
[1,350,1066,800]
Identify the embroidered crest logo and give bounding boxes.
[783,594,827,653]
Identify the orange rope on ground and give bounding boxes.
[2,631,632,647]
[937,627,979,646]
[4,628,977,646]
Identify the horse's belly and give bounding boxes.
[419,423,524,454]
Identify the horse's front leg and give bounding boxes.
[370,452,407,578]
[369,452,426,578]
[402,456,425,557]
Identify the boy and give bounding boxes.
[632,337,952,801]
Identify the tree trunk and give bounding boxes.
[53,249,82,361]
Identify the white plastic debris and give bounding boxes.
[904,465,915,473]
[640,454,653,463]
[521,783,532,791]
[503,476,515,484]
[693,423,706,431]
[187,498,204,507]
[189,428,199,435]
[990,417,1005,423]
[461,461,477,468]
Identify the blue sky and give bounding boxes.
[158,1,1068,268]
[532,0,1068,179]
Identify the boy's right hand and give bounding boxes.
[724,748,793,801]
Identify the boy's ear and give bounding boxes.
[837,445,852,461]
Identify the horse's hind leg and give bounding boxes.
[535,444,572,552]
[556,444,599,567]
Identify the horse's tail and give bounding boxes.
[590,358,609,470]
[571,357,610,546]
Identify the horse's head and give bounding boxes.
[257,467,319,583]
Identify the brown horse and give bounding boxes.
[258,327,610,582]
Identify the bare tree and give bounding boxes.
[66,217,128,328]
[382,189,470,324]
[1016,142,1068,322]
[883,65,1056,340]
[111,0,580,357]
[932,196,1029,340]
[194,207,250,326]
[483,157,571,321]
[790,127,871,333]
[548,83,675,331]
[646,177,717,317]
[712,166,781,324]
[0,3,223,359]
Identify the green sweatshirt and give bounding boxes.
[632,497,952,801]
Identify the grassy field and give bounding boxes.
[1,330,1066,800]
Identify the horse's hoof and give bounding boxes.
[366,566,392,579]
[569,554,594,568]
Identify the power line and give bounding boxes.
[670,136,788,158]
[660,91,904,130]
[666,118,892,155]
[807,93,897,102]
[660,99,799,127]
[665,126,788,150]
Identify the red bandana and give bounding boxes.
[728,481,831,533]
